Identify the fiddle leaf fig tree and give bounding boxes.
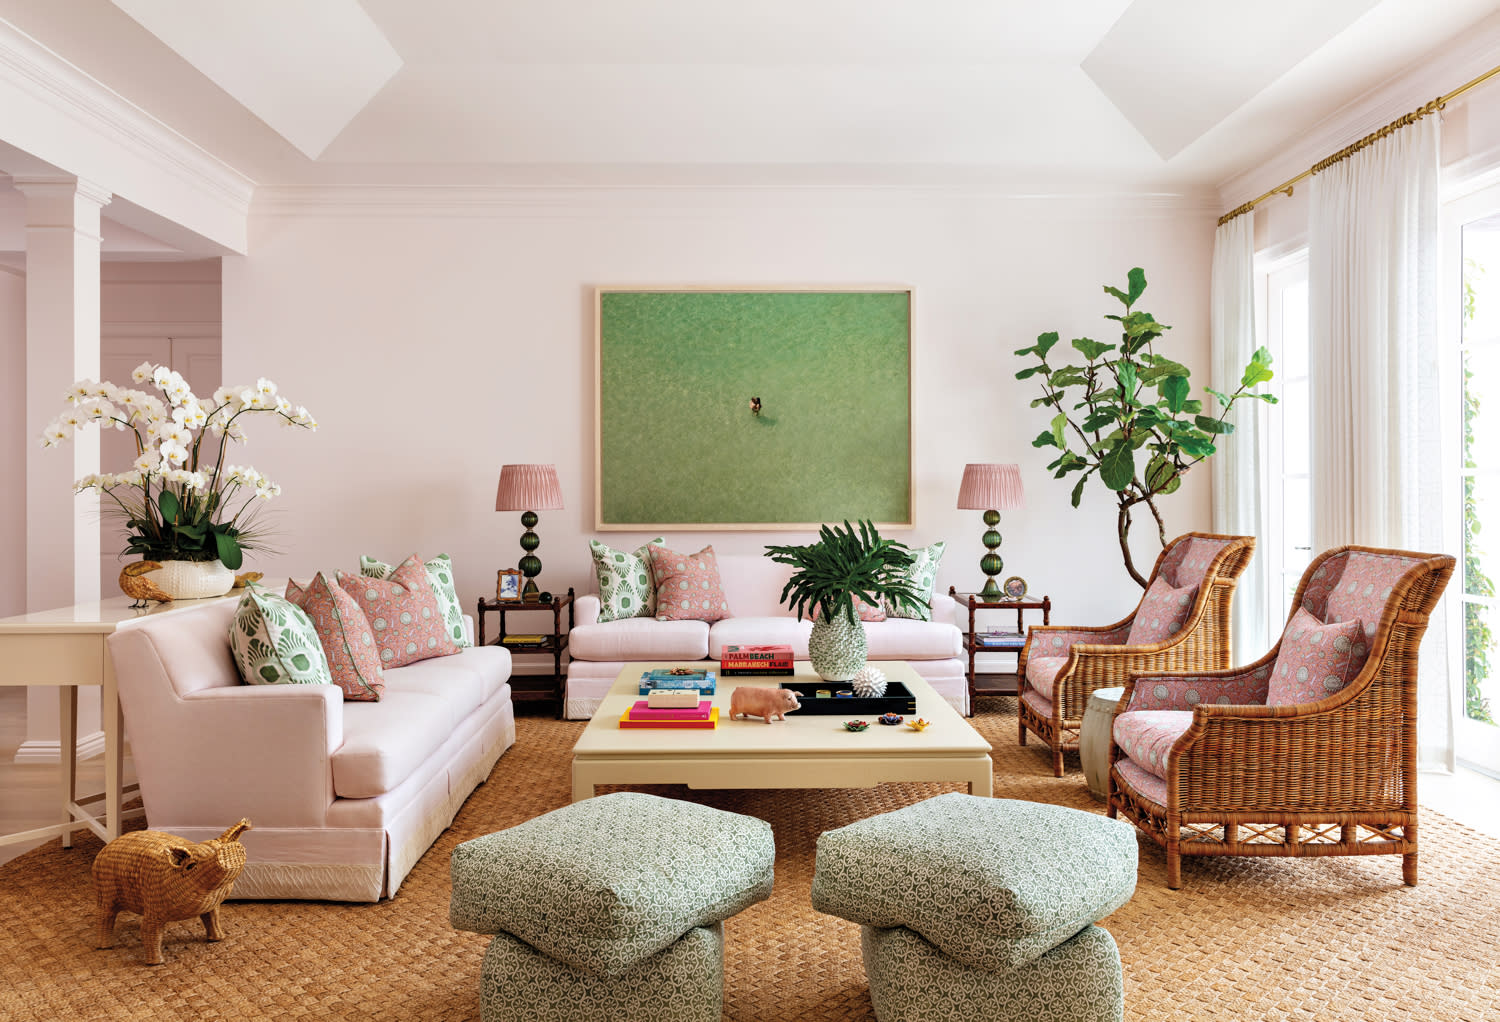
[1015,268,1277,588]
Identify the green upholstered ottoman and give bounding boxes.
[811,793,1136,1022]
[450,792,775,1022]
[863,924,1124,1022]
[479,924,726,1022]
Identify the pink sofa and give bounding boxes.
[107,599,514,902]
[564,553,966,719]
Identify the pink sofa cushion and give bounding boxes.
[649,545,732,623]
[286,574,384,702]
[570,618,710,661]
[1266,607,1370,706]
[863,618,963,660]
[1113,709,1193,779]
[1125,576,1199,646]
[709,617,811,659]
[332,691,454,799]
[338,555,459,669]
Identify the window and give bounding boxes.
[1260,256,1312,635]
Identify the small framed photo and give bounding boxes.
[496,569,523,602]
[1002,575,1029,601]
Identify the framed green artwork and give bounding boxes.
[594,286,913,531]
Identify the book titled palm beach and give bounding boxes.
[719,644,794,675]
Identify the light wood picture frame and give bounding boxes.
[594,286,914,531]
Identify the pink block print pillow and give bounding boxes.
[1125,576,1199,646]
[286,574,384,702]
[853,595,887,622]
[1266,607,1370,706]
[648,544,732,623]
[337,554,461,669]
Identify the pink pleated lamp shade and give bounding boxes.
[956,463,1024,511]
[495,464,565,512]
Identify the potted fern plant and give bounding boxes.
[765,520,925,681]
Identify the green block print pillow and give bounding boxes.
[228,588,331,687]
[360,553,470,648]
[886,540,945,621]
[589,537,666,623]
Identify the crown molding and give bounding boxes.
[0,19,256,216]
[1217,14,1500,210]
[253,183,1222,221]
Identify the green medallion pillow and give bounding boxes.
[589,537,666,623]
[360,552,470,648]
[228,588,332,687]
[885,540,945,621]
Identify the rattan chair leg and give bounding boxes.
[1018,714,1027,746]
[1052,742,1064,778]
[1404,851,1418,887]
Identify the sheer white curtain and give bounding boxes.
[1308,114,1451,769]
[1210,213,1268,665]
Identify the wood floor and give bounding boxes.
[2,685,1496,869]
[0,687,137,867]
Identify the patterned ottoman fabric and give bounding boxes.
[862,924,1124,1022]
[478,923,725,1022]
[450,792,774,977]
[811,793,1136,973]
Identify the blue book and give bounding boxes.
[638,669,718,696]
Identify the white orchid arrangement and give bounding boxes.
[40,362,317,569]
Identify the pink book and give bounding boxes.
[628,699,713,721]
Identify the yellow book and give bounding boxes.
[501,634,547,644]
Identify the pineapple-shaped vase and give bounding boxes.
[808,609,868,682]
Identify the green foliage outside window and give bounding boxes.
[1463,257,1496,725]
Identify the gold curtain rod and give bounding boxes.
[1217,60,1500,227]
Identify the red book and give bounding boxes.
[618,708,719,729]
[721,643,795,670]
[627,699,713,721]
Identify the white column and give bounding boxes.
[15,176,111,762]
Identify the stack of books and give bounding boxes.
[500,634,549,650]
[637,668,718,696]
[719,644,794,676]
[618,699,719,730]
[974,629,1027,650]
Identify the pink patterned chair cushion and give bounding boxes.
[286,574,384,702]
[1113,709,1193,780]
[1160,536,1229,588]
[1299,550,1424,636]
[1124,576,1199,646]
[1125,667,1272,711]
[648,544,733,623]
[1020,687,1053,720]
[336,555,460,669]
[1266,607,1371,706]
[1028,625,1130,660]
[1114,756,1169,807]
[1025,655,1067,695]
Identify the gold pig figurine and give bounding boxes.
[93,819,251,965]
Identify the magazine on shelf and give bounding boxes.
[974,629,1027,649]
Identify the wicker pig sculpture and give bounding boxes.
[729,686,801,723]
[93,819,251,965]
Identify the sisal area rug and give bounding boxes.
[2,698,1497,1022]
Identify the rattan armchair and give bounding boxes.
[1107,545,1455,889]
[1017,532,1255,776]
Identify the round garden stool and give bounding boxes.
[1080,686,1125,802]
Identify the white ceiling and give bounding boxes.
[0,0,1498,193]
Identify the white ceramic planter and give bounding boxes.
[808,612,869,682]
[149,559,236,600]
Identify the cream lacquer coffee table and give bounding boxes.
[570,661,994,802]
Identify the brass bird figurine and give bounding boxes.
[232,572,263,589]
[119,561,173,610]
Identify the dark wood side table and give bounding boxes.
[478,587,574,717]
[949,587,1051,715]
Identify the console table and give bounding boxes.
[949,587,1051,713]
[0,595,236,850]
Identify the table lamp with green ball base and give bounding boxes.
[495,463,565,602]
[955,463,1025,600]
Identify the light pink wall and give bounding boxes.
[0,267,23,618]
[221,191,1217,626]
